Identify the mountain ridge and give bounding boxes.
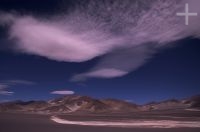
[0,94,199,114]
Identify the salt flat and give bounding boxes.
[51,116,200,128]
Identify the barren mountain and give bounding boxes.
[0,95,199,114]
[101,99,139,112]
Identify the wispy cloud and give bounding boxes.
[0,84,14,95]
[0,84,8,90]
[51,90,75,95]
[0,91,14,96]
[1,0,200,81]
[71,68,128,81]
[0,80,35,96]
[4,80,36,85]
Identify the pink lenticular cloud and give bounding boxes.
[51,90,75,95]
[1,0,200,81]
[9,17,110,62]
[71,68,128,81]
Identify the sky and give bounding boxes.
[0,0,200,104]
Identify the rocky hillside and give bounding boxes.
[141,95,200,111]
[0,95,199,114]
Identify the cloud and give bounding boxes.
[72,45,154,81]
[0,84,8,90]
[1,0,200,81]
[0,84,14,95]
[71,68,128,81]
[0,14,117,62]
[4,80,36,85]
[51,90,75,95]
[0,91,14,95]
[0,80,35,96]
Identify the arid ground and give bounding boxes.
[1,111,200,132]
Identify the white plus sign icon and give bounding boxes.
[176,3,198,25]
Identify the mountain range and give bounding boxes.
[0,95,199,114]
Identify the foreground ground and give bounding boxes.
[0,111,200,132]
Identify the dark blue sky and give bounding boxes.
[0,38,200,104]
[0,0,200,104]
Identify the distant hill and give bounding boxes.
[0,95,199,114]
